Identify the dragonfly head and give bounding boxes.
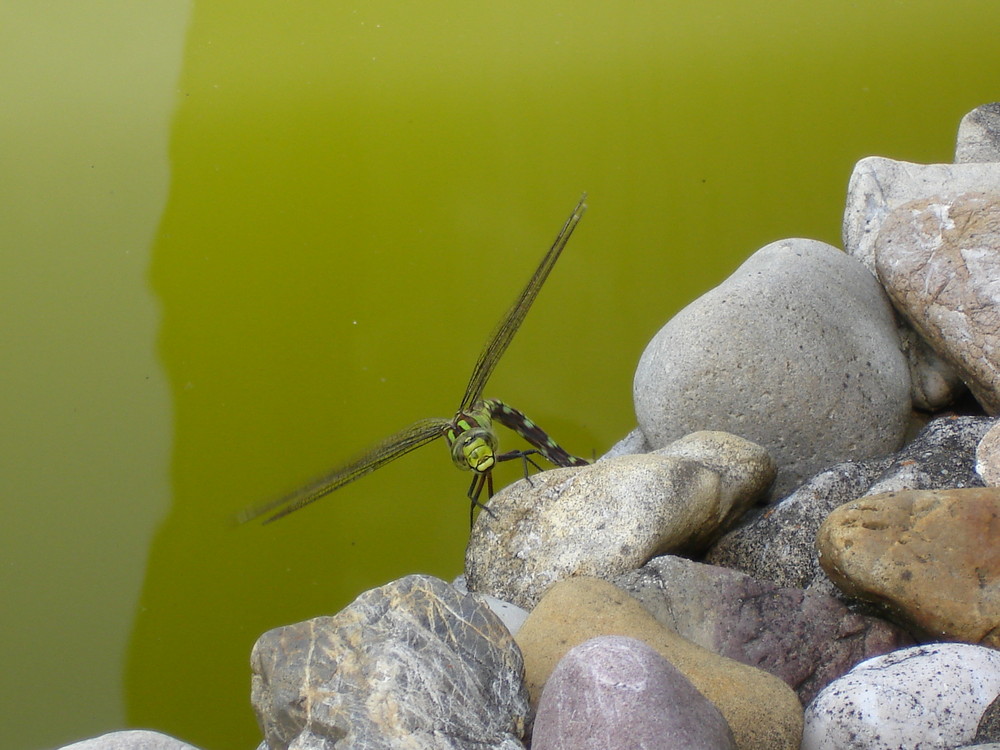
[448,426,498,473]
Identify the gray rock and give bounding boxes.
[600,425,650,459]
[977,421,1000,486]
[861,414,993,497]
[705,458,890,594]
[452,575,529,636]
[706,415,992,600]
[633,237,909,498]
[957,103,1000,163]
[250,574,528,750]
[802,643,1000,750]
[615,555,912,706]
[465,432,773,609]
[58,732,200,750]
[874,192,1000,414]
[843,156,1000,273]
[976,693,1000,742]
[531,635,736,750]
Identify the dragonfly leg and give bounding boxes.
[496,449,544,486]
[467,472,497,528]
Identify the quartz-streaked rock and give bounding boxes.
[57,731,201,750]
[465,432,773,610]
[515,576,804,750]
[633,237,909,498]
[978,421,1000,486]
[843,156,1000,274]
[706,415,992,600]
[250,574,528,750]
[818,488,1000,646]
[874,192,1000,414]
[532,635,736,750]
[615,555,912,705]
[802,643,1000,750]
[957,103,1000,163]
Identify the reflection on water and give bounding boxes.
[4,2,1000,749]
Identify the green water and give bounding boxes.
[2,1,998,749]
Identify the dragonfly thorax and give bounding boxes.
[446,409,499,474]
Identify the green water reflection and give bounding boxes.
[4,1,1000,749]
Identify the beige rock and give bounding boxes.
[874,193,1000,414]
[515,576,803,750]
[465,432,773,609]
[818,488,1000,646]
[976,420,1000,486]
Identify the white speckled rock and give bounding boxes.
[465,432,773,609]
[58,731,201,750]
[977,421,1000,486]
[633,238,909,497]
[802,643,1000,750]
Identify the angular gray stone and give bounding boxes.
[616,555,912,705]
[58,732,200,750]
[705,457,889,593]
[874,193,1000,414]
[465,432,773,609]
[633,237,910,498]
[706,415,992,600]
[957,103,1000,163]
[531,635,736,750]
[843,156,1000,273]
[250,574,528,750]
[802,644,1000,750]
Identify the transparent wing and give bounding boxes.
[460,193,587,411]
[235,418,450,524]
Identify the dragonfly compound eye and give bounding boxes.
[451,428,497,473]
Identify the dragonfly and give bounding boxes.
[237,194,590,526]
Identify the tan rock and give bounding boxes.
[874,192,1000,414]
[818,488,1000,646]
[465,432,773,609]
[514,576,803,750]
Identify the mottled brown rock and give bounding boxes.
[250,574,528,750]
[874,193,1000,414]
[514,576,803,750]
[466,432,773,610]
[818,489,1000,646]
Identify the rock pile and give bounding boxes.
[65,103,1000,750]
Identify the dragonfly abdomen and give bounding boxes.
[484,398,589,468]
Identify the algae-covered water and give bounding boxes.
[3,2,999,749]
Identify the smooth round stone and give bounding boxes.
[803,643,1000,750]
[532,635,736,750]
[633,237,909,498]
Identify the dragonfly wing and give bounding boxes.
[459,194,587,411]
[235,417,449,524]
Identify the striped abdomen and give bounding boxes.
[483,398,589,468]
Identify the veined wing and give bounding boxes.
[459,194,587,411]
[236,418,449,524]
